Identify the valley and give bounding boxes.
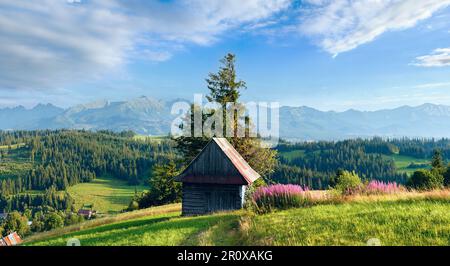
[1,130,448,244]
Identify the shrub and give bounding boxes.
[244,178,266,208]
[1,211,30,237]
[444,167,450,187]
[43,212,64,231]
[64,213,85,226]
[363,180,404,195]
[408,170,443,190]
[334,170,362,195]
[127,200,140,211]
[252,184,310,213]
[136,161,181,209]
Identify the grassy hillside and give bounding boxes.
[0,161,33,180]
[241,200,450,246]
[67,176,148,214]
[279,150,306,160]
[133,135,168,143]
[0,143,26,150]
[25,193,450,246]
[23,204,180,243]
[387,154,430,174]
[0,143,32,180]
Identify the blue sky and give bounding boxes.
[1,0,450,111]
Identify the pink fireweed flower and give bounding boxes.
[252,184,311,213]
[253,184,308,202]
[364,180,404,194]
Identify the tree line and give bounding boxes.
[272,137,450,189]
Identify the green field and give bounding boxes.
[67,176,148,214]
[0,143,33,179]
[279,150,306,160]
[0,143,26,150]
[133,135,168,143]
[0,161,33,179]
[385,154,430,174]
[26,196,450,246]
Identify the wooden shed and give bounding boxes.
[175,138,260,216]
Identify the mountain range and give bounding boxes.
[1,96,450,140]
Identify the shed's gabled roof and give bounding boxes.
[213,138,260,184]
[175,138,260,185]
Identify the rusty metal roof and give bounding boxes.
[1,232,22,246]
[212,138,260,184]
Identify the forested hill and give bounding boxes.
[273,138,450,189]
[0,130,176,197]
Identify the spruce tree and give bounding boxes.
[174,53,277,180]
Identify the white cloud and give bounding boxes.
[412,48,450,67]
[413,81,450,88]
[298,0,450,55]
[123,0,291,45]
[0,0,134,90]
[0,0,290,90]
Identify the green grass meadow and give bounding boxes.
[384,154,430,174]
[0,143,33,180]
[279,150,306,161]
[242,200,450,246]
[0,143,26,150]
[27,209,239,246]
[0,161,33,180]
[67,176,148,214]
[26,197,450,246]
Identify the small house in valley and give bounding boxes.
[77,204,96,219]
[0,232,22,246]
[175,138,260,216]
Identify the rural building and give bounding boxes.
[78,204,96,219]
[0,232,22,246]
[175,138,260,216]
[78,209,96,219]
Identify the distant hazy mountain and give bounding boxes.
[1,97,450,140]
[280,103,450,140]
[0,103,64,130]
[49,96,176,135]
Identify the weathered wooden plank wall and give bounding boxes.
[182,183,246,216]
